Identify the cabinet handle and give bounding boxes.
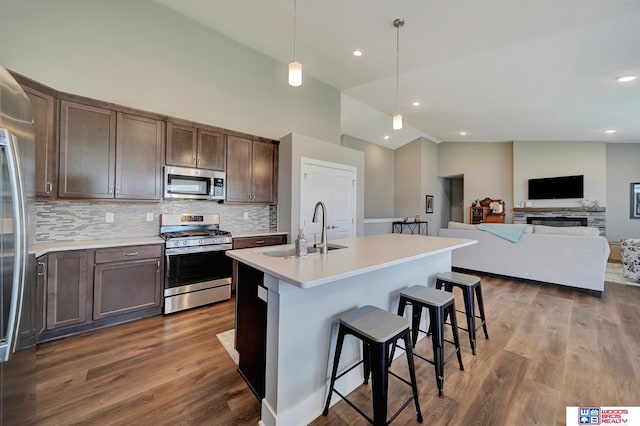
[116,186,120,196]
[255,240,265,244]
[156,260,160,272]
[197,158,201,166]
[123,252,138,257]
[109,185,114,195]
[37,262,46,276]
[46,182,53,193]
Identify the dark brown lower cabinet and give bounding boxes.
[93,258,161,320]
[40,244,163,342]
[45,250,92,330]
[235,261,267,399]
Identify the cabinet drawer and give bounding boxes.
[232,235,287,249]
[95,244,162,263]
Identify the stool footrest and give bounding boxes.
[332,389,374,425]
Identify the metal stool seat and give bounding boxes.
[323,305,423,425]
[391,286,464,398]
[436,271,489,355]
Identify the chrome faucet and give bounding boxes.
[312,201,328,254]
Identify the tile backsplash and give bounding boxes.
[36,200,278,242]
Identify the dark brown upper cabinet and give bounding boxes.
[59,100,163,200]
[24,86,57,198]
[226,135,278,204]
[166,122,225,171]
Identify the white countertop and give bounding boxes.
[226,233,476,289]
[35,236,164,258]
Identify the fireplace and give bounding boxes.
[526,216,588,227]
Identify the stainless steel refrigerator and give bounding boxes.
[0,65,36,425]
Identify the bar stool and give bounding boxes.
[323,305,423,425]
[391,286,464,398]
[435,271,489,355]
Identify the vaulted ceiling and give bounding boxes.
[156,0,640,148]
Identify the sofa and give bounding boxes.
[439,222,610,296]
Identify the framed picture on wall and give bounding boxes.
[425,195,434,214]
[631,183,640,219]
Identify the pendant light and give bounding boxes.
[288,0,302,87]
[392,18,404,130]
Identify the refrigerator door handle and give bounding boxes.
[0,129,28,363]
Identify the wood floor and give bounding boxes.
[35,275,640,426]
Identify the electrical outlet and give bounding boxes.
[146,212,154,222]
[243,212,249,220]
[105,212,114,223]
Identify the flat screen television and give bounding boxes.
[528,175,584,200]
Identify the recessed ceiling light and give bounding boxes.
[353,50,363,57]
[459,131,467,136]
[384,135,390,140]
[604,129,617,134]
[412,101,421,106]
[617,75,636,82]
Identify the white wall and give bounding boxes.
[341,134,394,218]
[606,143,640,241]
[438,142,513,223]
[0,0,340,143]
[513,141,606,207]
[278,134,365,240]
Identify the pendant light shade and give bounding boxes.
[289,61,302,87]
[288,0,302,87]
[392,114,403,130]
[393,18,404,130]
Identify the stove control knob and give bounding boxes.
[199,239,204,244]
[183,241,188,246]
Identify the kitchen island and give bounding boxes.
[226,233,475,426]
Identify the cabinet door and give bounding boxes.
[235,261,267,399]
[46,251,91,330]
[24,86,56,198]
[252,141,277,204]
[93,258,161,320]
[36,256,47,337]
[115,113,164,200]
[197,129,226,171]
[232,235,287,249]
[59,101,116,198]
[226,135,252,202]
[166,122,197,167]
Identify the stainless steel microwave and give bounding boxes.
[164,166,225,201]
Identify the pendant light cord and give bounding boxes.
[293,0,297,62]
[394,19,404,117]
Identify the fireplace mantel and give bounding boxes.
[513,207,606,236]
[513,207,606,213]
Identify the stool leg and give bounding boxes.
[389,296,408,364]
[363,341,371,385]
[323,327,346,416]
[369,341,388,425]
[475,284,489,340]
[411,303,422,347]
[462,286,477,355]
[429,306,445,398]
[402,332,423,423]
[448,303,464,371]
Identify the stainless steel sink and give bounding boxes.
[262,244,347,258]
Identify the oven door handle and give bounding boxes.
[165,244,233,256]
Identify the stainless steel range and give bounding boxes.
[160,213,232,314]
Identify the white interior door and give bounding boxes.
[300,158,356,243]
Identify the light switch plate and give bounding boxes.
[146,212,154,222]
[105,212,115,223]
[243,212,249,220]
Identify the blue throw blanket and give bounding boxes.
[476,224,530,243]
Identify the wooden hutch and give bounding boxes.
[470,198,505,224]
